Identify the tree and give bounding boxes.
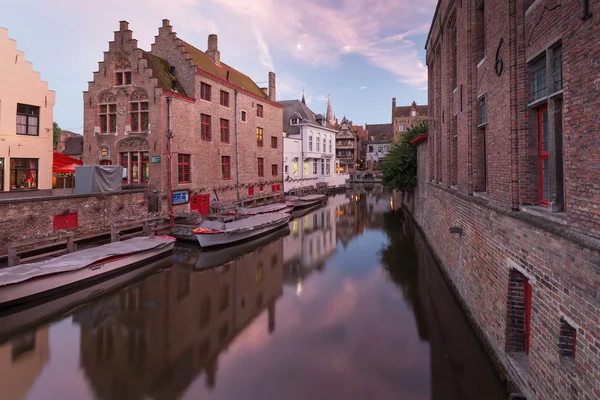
[381,121,428,191]
[53,122,61,150]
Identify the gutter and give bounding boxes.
[235,89,241,202]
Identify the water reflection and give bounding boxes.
[0,190,507,399]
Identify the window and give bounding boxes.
[284,165,288,174]
[201,114,211,141]
[553,46,563,91]
[309,136,313,151]
[241,110,247,122]
[531,56,547,101]
[271,136,278,149]
[475,127,487,191]
[316,137,320,152]
[321,159,325,175]
[257,158,264,177]
[368,145,374,153]
[313,159,317,175]
[130,101,149,132]
[220,90,229,107]
[248,186,254,196]
[178,154,191,183]
[382,135,387,141]
[99,104,117,133]
[505,269,532,355]
[9,158,38,190]
[220,119,230,143]
[290,118,299,125]
[257,104,263,118]
[326,160,331,175]
[222,156,231,179]
[559,319,576,359]
[16,104,40,136]
[116,71,132,86]
[0,158,4,191]
[538,106,549,206]
[201,82,211,101]
[272,164,278,176]
[399,124,407,131]
[272,184,280,192]
[256,127,264,147]
[141,152,149,183]
[479,95,487,125]
[293,158,298,175]
[130,152,139,183]
[259,184,264,192]
[329,140,332,153]
[120,153,128,183]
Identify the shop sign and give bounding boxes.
[172,190,189,205]
[151,156,161,163]
[100,147,109,157]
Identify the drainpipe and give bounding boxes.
[234,89,241,202]
[166,96,174,229]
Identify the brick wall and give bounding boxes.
[0,190,147,255]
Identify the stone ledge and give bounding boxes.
[0,189,146,205]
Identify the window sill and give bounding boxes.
[477,122,488,129]
[200,98,211,103]
[473,190,489,200]
[520,205,567,225]
[477,56,486,69]
[9,188,39,192]
[16,133,40,137]
[527,97,548,109]
[507,352,529,378]
[549,89,563,99]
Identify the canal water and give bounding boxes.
[0,191,509,400]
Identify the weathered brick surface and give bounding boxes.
[0,190,146,255]
[417,0,600,398]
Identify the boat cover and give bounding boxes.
[0,237,174,287]
[238,203,289,215]
[199,213,290,234]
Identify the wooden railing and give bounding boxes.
[7,232,76,267]
[110,217,170,242]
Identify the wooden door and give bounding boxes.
[190,194,210,215]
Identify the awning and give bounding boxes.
[53,152,83,173]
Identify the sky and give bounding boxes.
[0,0,436,134]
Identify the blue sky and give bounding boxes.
[0,0,436,134]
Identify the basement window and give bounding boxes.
[559,319,576,359]
[505,269,532,356]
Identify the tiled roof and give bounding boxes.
[393,105,429,118]
[62,135,83,156]
[141,51,187,96]
[364,123,392,143]
[279,99,332,132]
[179,41,267,99]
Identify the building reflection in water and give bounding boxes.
[73,237,285,400]
[379,209,508,400]
[0,327,50,400]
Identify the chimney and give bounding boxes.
[392,97,396,109]
[162,19,170,28]
[119,21,129,31]
[206,34,220,65]
[268,71,276,101]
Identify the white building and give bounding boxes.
[279,99,347,193]
[363,123,392,171]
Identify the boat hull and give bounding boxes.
[195,216,290,248]
[285,198,324,209]
[0,243,175,310]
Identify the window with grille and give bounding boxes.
[10,158,38,190]
[538,106,549,206]
[257,104,263,118]
[220,119,230,143]
[220,90,229,107]
[178,154,191,183]
[309,136,313,151]
[316,137,320,152]
[201,114,211,141]
[16,104,40,136]
[116,71,132,86]
[256,127,264,147]
[531,56,547,101]
[257,158,264,177]
[313,159,317,174]
[554,46,563,91]
[272,164,278,176]
[221,156,231,179]
[201,82,211,101]
[99,104,117,133]
[130,101,149,132]
[271,136,278,149]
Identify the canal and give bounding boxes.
[0,191,509,400]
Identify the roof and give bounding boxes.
[393,104,429,118]
[62,135,83,156]
[141,51,187,96]
[364,123,392,143]
[179,40,267,99]
[279,99,336,133]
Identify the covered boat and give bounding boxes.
[0,236,176,309]
[193,212,291,248]
[285,193,326,209]
[226,203,293,217]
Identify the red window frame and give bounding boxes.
[201,114,211,141]
[220,90,229,107]
[200,82,211,101]
[257,158,264,177]
[248,186,254,196]
[272,164,278,176]
[116,71,132,86]
[221,156,231,180]
[130,152,139,183]
[99,104,117,133]
[259,184,264,192]
[140,152,149,183]
[271,184,280,192]
[271,136,278,149]
[538,106,549,207]
[257,104,264,118]
[130,101,149,132]
[256,127,264,147]
[220,119,230,143]
[120,152,128,183]
[178,154,191,183]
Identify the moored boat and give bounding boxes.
[285,193,326,209]
[0,236,176,309]
[193,212,291,248]
[226,203,293,217]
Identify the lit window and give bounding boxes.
[9,158,38,190]
[256,128,264,147]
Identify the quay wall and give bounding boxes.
[0,190,147,255]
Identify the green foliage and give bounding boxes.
[53,122,61,150]
[381,121,428,191]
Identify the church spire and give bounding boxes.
[326,94,333,124]
[301,86,306,105]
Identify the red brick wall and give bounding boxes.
[0,190,147,255]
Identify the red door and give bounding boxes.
[524,278,532,355]
[190,194,210,215]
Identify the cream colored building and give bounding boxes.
[0,27,55,198]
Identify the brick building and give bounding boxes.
[363,123,392,171]
[83,20,283,214]
[407,1,600,399]
[391,99,428,144]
